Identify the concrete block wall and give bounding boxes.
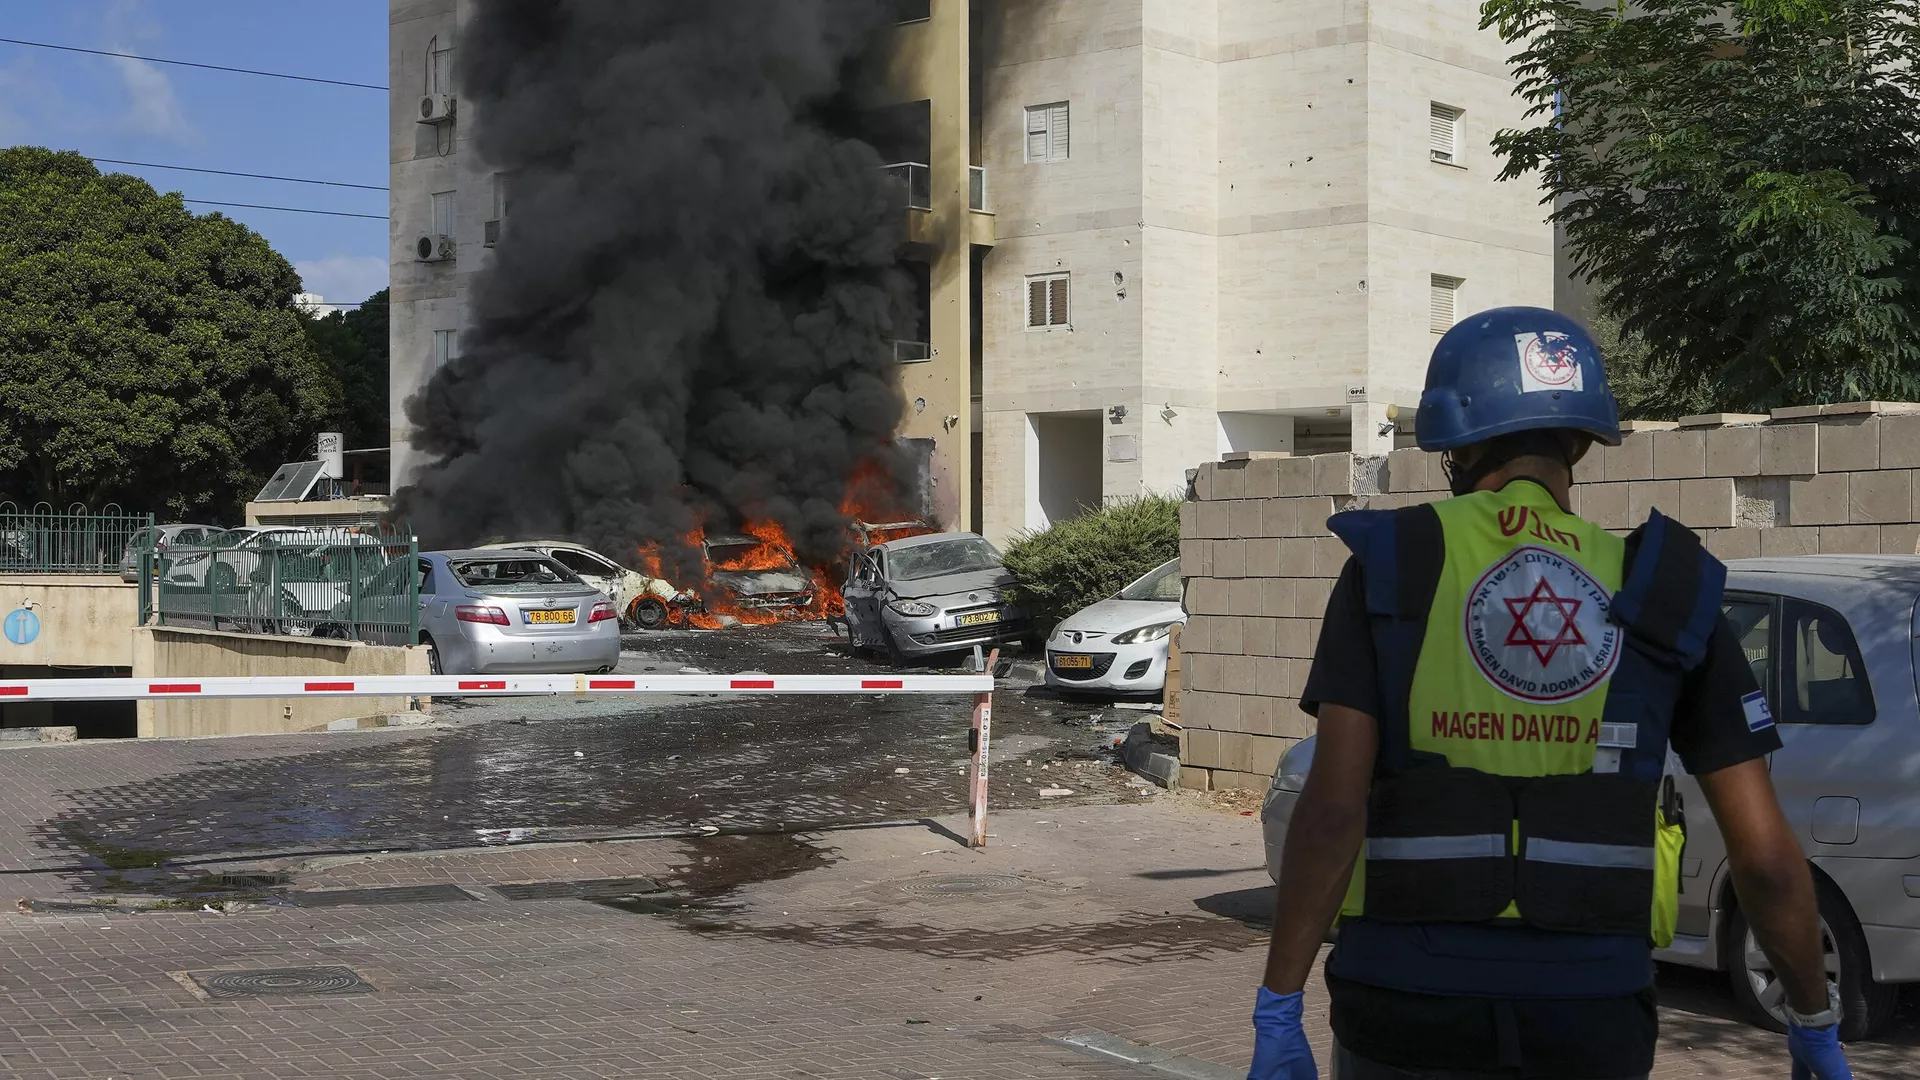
[1177,403,1920,790]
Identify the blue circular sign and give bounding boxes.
[4,609,39,646]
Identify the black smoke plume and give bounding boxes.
[397,1,913,577]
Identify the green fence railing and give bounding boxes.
[145,525,419,647]
[0,503,154,575]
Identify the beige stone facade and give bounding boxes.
[1176,404,1920,790]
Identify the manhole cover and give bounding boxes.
[896,873,1031,896]
[189,966,373,999]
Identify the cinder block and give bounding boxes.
[1211,768,1270,792]
[1297,576,1336,617]
[1387,448,1430,493]
[1192,465,1215,501]
[1211,615,1244,656]
[1261,578,1297,617]
[1273,704,1315,741]
[1186,577,1230,615]
[1313,536,1350,576]
[1762,423,1818,475]
[1604,435,1654,481]
[1278,538,1316,577]
[1818,418,1880,472]
[1881,524,1920,556]
[1819,525,1880,555]
[1702,528,1761,561]
[1179,538,1212,579]
[1180,500,1200,537]
[1311,453,1353,496]
[1184,655,1222,697]
[1573,445,1604,485]
[1229,499,1262,539]
[1180,615,1212,655]
[1243,616,1276,656]
[1879,414,1920,469]
[1651,430,1707,479]
[1212,462,1247,499]
[1240,734,1286,780]
[1704,426,1763,477]
[1254,657,1290,698]
[1787,473,1848,526]
[1239,693,1275,738]
[1198,500,1230,539]
[1629,480,1681,523]
[1759,527,1820,556]
[1221,654,1257,696]
[1678,478,1736,529]
[1212,539,1247,579]
[1274,456,1316,496]
[1275,618,1316,658]
[1184,726,1225,765]
[1229,583,1262,616]
[1848,471,1912,524]
[1244,457,1282,499]
[1289,496,1337,536]
[1246,537,1282,578]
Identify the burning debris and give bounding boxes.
[395,0,921,612]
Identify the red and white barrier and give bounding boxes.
[0,672,995,701]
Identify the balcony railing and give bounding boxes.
[893,341,934,364]
[883,162,931,211]
[970,166,987,211]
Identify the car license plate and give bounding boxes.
[526,609,576,625]
[955,611,1000,627]
[1054,654,1093,669]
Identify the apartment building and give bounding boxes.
[390,0,1553,541]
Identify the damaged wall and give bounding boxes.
[1176,403,1920,791]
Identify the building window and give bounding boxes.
[1025,102,1070,164]
[1430,275,1462,334]
[429,37,456,96]
[1430,102,1463,165]
[433,329,459,369]
[486,174,510,246]
[431,190,454,238]
[1027,273,1069,330]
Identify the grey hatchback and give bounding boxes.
[1261,554,1920,1039]
[841,532,1033,664]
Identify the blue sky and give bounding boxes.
[0,0,389,307]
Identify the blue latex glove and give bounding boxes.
[1248,987,1317,1080]
[1788,1024,1853,1080]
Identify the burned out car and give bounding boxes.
[841,531,1034,663]
[701,534,815,613]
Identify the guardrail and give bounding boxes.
[143,525,419,646]
[0,503,152,575]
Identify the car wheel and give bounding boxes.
[631,598,669,631]
[1727,876,1897,1040]
[882,624,909,668]
[423,636,444,676]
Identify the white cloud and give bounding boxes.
[294,255,390,306]
[107,53,197,144]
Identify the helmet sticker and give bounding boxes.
[1516,331,1585,394]
[1465,545,1620,703]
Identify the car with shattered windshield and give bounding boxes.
[842,531,1033,663]
[417,550,620,675]
[700,534,815,613]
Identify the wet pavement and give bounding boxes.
[40,622,1163,891]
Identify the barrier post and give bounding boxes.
[967,648,999,848]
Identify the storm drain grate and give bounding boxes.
[492,877,663,901]
[189,965,373,999]
[284,884,477,908]
[895,873,1031,896]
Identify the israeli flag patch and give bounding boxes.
[1742,691,1776,733]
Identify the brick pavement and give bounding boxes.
[0,738,1913,1077]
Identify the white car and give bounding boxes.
[478,540,683,629]
[164,526,313,591]
[1044,558,1186,695]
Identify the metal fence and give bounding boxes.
[142,525,419,647]
[0,503,153,575]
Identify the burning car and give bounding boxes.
[699,533,816,615]
[478,540,687,629]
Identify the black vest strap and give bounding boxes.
[1610,510,1725,671]
[1328,504,1443,775]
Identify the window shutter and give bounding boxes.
[1048,276,1069,326]
[1430,275,1461,334]
[1027,107,1049,162]
[1028,279,1047,327]
[1049,103,1070,161]
[1430,103,1460,164]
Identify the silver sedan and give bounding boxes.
[418,550,620,676]
[1260,554,1920,1040]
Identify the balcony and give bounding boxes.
[883,162,931,211]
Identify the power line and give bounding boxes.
[186,200,387,220]
[0,37,387,91]
[89,157,387,192]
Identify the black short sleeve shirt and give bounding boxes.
[1300,556,1782,775]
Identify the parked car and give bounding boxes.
[247,534,403,637]
[478,539,685,629]
[1044,557,1186,695]
[417,550,620,675]
[120,524,217,583]
[1260,554,1920,1040]
[164,525,312,591]
[841,531,1033,663]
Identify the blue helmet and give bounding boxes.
[1416,306,1621,451]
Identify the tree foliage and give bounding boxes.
[303,288,390,451]
[0,147,337,520]
[1001,495,1182,630]
[1481,0,1920,411]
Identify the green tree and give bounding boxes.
[0,147,338,521]
[1482,0,1920,411]
[303,288,389,451]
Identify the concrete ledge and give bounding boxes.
[133,627,429,738]
[0,726,77,744]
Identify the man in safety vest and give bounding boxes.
[1247,308,1854,1079]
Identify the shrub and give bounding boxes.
[1001,494,1182,630]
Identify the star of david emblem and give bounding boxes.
[1503,578,1586,666]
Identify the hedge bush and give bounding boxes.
[1001,494,1182,630]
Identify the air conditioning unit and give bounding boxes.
[419,94,456,125]
[415,235,455,263]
